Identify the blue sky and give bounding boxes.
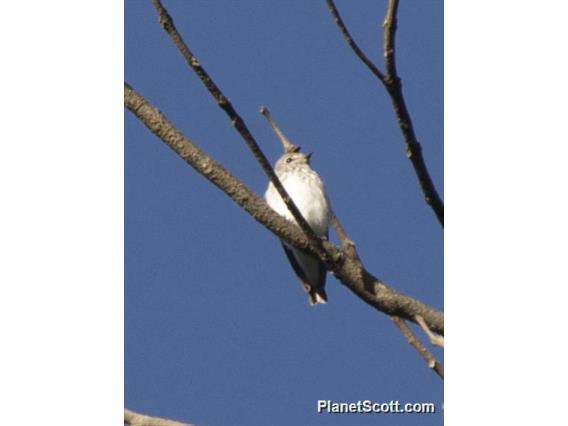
[125,1,443,425]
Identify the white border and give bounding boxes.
[0,1,123,424]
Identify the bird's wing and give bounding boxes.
[281,243,327,298]
[282,243,311,289]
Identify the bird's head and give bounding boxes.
[275,152,313,172]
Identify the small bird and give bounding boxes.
[261,107,330,305]
[265,152,330,305]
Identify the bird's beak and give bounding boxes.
[306,152,313,162]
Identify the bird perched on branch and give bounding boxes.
[262,107,330,305]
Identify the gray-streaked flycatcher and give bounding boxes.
[265,153,330,305]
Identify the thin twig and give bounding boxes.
[325,0,386,84]
[416,314,444,347]
[330,211,359,261]
[383,0,399,79]
[124,408,192,426]
[150,0,330,264]
[124,82,444,335]
[259,106,300,154]
[391,316,444,379]
[326,0,444,227]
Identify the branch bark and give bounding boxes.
[416,314,445,347]
[124,408,192,426]
[391,316,444,379]
[326,0,444,227]
[124,82,443,335]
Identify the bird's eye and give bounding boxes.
[286,157,293,164]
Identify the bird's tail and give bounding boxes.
[308,287,327,306]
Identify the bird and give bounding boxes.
[261,107,330,305]
[265,151,330,305]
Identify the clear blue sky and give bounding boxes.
[125,1,443,425]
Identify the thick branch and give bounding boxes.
[124,408,191,426]
[326,0,444,227]
[124,83,443,335]
[391,316,444,379]
[124,82,311,254]
[150,0,329,263]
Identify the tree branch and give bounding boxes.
[391,316,444,379]
[326,0,444,227]
[325,0,386,84]
[124,82,443,335]
[416,314,444,347]
[330,210,359,261]
[383,0,399,78]
[149,0,330,265]
[124,408,192,426]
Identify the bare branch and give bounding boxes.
[325,0,386,84]
[124,408,192,426]
[391,316,444,379]
[416,314,444,347]
[383,0,399,78]
[124,82,310,254]
[330,211,359,262]
[149,0,329,264]
[259,106,300,154]
[124,82,443,335]
[326,0,444,227]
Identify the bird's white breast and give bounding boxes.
[265,167,329,237]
